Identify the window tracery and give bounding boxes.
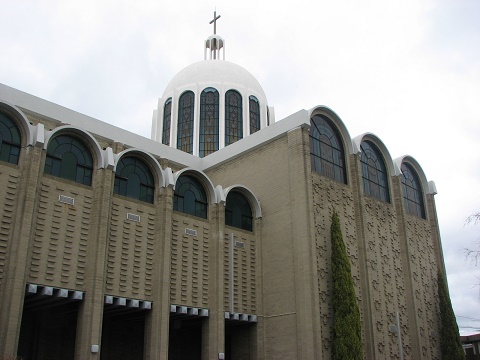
[309,114,346,184]
[360,140,390,202]
[44,135,93,186]
[225,191,253,231]
[199,88,219,157]
[174,175,208,219]
[225,90,243,146]
[177,91,195,154]
[114,156,155,203]
[0,112,21,165]
[249,96,260,135]
[162,98,172,146]
[401,162,426,218]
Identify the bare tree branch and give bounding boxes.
[466,212,480,225]
[465,212,480,266]
[465,244,480,266]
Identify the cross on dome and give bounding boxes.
[205,10,224,60]
[209,10,221,35]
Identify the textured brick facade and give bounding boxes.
[0,93,445,359]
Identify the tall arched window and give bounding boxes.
[225,90,243,146]
[44,135,93,186]
[199,88,219,158]
[173,175,207,219]
[162,98,172,146]
[225,191,253,231]
[249,96,260,135]
[309,114,346,184]
[177,91,195,154]
[114,156,155,203]
[360,140,390,202]
[401,163,425,219]
[0,112,21,165]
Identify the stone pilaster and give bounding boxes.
[145,184,173,360]
[0,143,43,356]
[74,167,114,360]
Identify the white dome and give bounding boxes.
[162,60,268,104]
[152,45,275,157]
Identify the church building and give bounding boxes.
[0,14,445,360]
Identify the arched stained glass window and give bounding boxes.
[114,156,155,203]
[360,140,390,202]
[173,175,208,219]
[177,91,195,154]
[225,191,253,231]
[225,90,243,146]
[199,88,219,158]
[0,112,21,165]
[44,135,93,185]
[309,114,346,184]
[162,98,172,146]
[401,163,425,219]
[249,96,260,135]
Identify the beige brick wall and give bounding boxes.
[207,124,444,360]
[207,135,299,359]
[106,196,157,300]
[311,173,362,358]
[0,105,447,359]
[362,197,412,359]
[405,214,441,359]
[207,136,294,317]
[223,230,257,314]
[170,213,211,308]
[28,177,93,289]
[0,165,20,287]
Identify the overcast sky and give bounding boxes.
[2,0,480,335]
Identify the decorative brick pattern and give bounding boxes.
[312,175,362,358]
[362,197,412,359]
[29,181,91,288]
[0,171,18,286]
[405,214,440,359]
[170,215,209,307]
[106,198,155,299]
[223,231,257,314]
[0,94,451,360]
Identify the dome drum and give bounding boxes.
[152,60,274,157]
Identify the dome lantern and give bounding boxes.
[205,35,225,60]
[205,11,224,60]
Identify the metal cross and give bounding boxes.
[209,10,221,34]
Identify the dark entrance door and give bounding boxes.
[18,301,79,360]
[168,317,203,360]
[100,312,145,360]
[225,322,255,360]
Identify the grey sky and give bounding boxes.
[2,0,480,335]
